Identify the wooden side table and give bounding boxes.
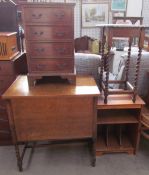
[97,24,145,104]
[2,75,100,171]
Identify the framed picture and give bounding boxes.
[111,0,127,11]
[82,3,109,28]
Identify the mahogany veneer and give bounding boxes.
[21,2,76,86]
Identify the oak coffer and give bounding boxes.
[2,75,100,171]
[21,2,76,86]
[0,32,19,60]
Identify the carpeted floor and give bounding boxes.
[0,138,149,175]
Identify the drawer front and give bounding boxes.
[0,99,11,145]
[26,26,73,41]
[27,42,73,58]
[11,97,93,141]
[0,61,15,75]
[23,7,72,24]
[0,76,16,95]
[0,120,10,131]
[0,108,8,121]
[28,59,74,73]
[0,99,8,121]
[0,99,6,109]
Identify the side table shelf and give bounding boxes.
[96,95,145,156]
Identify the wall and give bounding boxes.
[142,0,149,26]
[126,0,143,17]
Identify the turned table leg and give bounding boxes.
[15,144,23,172]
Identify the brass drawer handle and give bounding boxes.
[56,32,65,37]
[33,31,44,36]
[55,48,66,54]
[54,12,65,19]
[35,48,45,52]
[32,13,42,19]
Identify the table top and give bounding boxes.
[96,24,146,28]
[2,75,100,99]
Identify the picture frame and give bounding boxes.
[111,0,127,11]
[113,11,125,17]
[82,3,109,28]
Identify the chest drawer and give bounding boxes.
[28,59,73,73]
[0,99,11,145]
[0,99,7,121]
[0,75,16,95]
[27,42,73,58]
[0,61,15,75]
[0,108,8,121]
[23,7,73,25]
[25,26,73,41]
[0,120,10,130]
[0,99,6,109]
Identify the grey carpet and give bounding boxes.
[0,138,149,175]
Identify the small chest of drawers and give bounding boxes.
[22,3,76,86]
